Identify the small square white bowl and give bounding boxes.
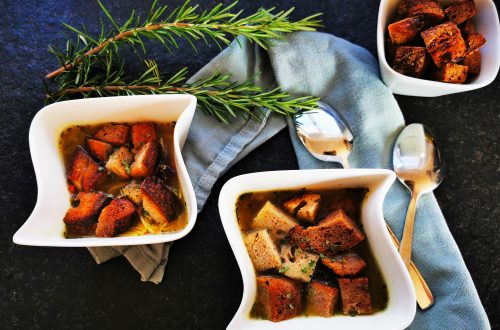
[13,94,198,247]
[218,169,416,330]
[377,0,500,97]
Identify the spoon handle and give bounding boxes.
[386,224,434,310]
[399,192,419,270]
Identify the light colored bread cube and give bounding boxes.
[279,244,319,282]
[252,201,298,239]
[243,229,282,271]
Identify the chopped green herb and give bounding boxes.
[320,253,325,259]
[308,260,316,268]
[121,160,131,174]
[278,266,289,273]
[301,266,309,274]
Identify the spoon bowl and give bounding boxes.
[294,101,353,168]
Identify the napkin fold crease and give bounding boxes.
[88,32,489,329]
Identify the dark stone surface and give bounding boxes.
[0,0,498,329]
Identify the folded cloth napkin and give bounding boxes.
[89,31,489,329]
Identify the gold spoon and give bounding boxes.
[393,124,444,271]
[294,103,435,309]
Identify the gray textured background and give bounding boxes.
[0,0,498,329]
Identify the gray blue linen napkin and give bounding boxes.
[89,32,489,329]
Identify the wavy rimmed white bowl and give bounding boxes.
[377,0,500,96]
[13,94,197,247]
[219,169,416,330]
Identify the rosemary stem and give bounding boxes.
[46,21,292,79]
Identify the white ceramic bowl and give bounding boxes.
[13,95,197,247]
[377,0,500,96]
[218,169,416,330]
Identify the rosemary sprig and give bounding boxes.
[45,1,322,123]
[47,58,320,124]
[46,0,321,79]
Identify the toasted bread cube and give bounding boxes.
[388,16,427,44]
[283,192,321,223]
[338,278,372,315]
[82,158,106,192]
[392,46,430,78]
[96,198,136,237]
[431,63,468,83]
[106,147,133,180]
[459,19,476,35]
[288,209,365,256]
[444,0,477,25]
[130,141,158,179]
[461,49,481,75]
[397,0,444,23]
[121,180,143,205]
[131,122,157,149]
[252,201,298,240]
[466,33,486,52]
[254,277,302,322]
[94,124,129,146]
[306,281,339,317]
[323,195,359,219]
[279,244,319,282]
[67,146,106,191]
[243,229,282,271]
[86,138,113,162]
[322,252,366,276]
[421,22,466,67]
[63,192,110,236]
[141,176,181,223]
[67,146,90,191]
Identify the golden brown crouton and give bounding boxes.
[397,0,444,23]
[431,63,468,83]
[466,33,486,52]
[460,49,481,75]
[94,124,130,146]
[459,19,476,35]
[322,252,367,276]
[105,146,134,180]
[306,281,339,317]
[324,195,360,220]
[288,209,365,256]
[67,146,90,191]
[421,22,467,67]
[283,192,321,223]
[392,46,430,78]
[95,198,136,237]
[254,276,302,322]
[141,176,181,223]
[444,0,477,25]
[279,244,319,282]
[388,16,427,44]
[130,141,158,179]
[338,278,373,315]
[67,146,106,191]
[121,180,143,205]
[87,138,113,162]
[82,159,106,192]
[131,122,157,149]
[63,191,110,236]
[243,229,282,271]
